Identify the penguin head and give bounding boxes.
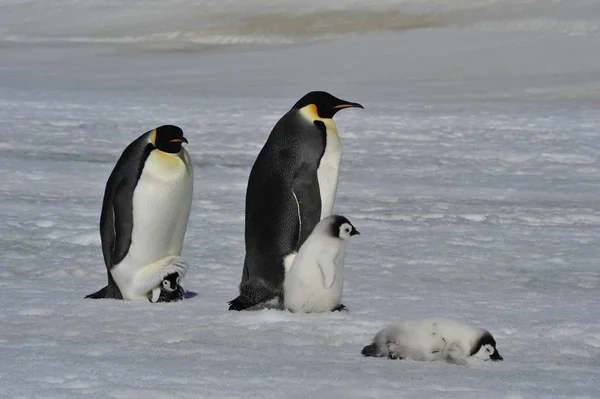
[161,272,180,292]
[152,125,188,154]
[329,215,360,240]
[292,91,363,119]
[471,331,503,361]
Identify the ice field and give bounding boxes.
[1,0,600,397]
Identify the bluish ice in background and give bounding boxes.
[1,0,599,397]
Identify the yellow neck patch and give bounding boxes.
[298,104,337,132]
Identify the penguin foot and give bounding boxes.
[85,283,123,299]
[228,296,255,311]
[332,304,348,312]
[85,286,108,299]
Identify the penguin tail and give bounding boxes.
[361,343,382,357]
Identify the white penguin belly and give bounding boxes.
[317,121,341,220]
[112,150,193,300]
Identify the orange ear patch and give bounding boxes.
[303,103,319,119]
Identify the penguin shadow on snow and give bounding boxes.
[184,291,198,299]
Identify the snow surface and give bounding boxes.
[1,0,600,398]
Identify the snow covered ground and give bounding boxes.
[1,0,600,398]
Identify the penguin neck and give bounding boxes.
[298,104,338,134]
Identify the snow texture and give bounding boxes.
[1,0,600,398]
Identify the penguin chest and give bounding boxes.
[317,122,342,220]
[113,150,193,296]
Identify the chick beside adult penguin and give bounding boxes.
[228,91,363,311]
[86,125,193,302]
[284,215,360,313]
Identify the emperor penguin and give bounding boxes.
[228,91,363,311]
[284,215,359,313]
[85,125,193,301]
[361,318,503,365]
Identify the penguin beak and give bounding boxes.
[170,137,188,144]
[490,351,503,361]
[333,102,364,110]
[350,227,360,236]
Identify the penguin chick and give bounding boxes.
[361,318,503,364]
[284,215,359,313]
[149,272,185,303]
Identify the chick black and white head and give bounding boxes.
[328,215,360,240]
[152,125,188,154]
[161,272,180,293]
[470,331,503,361]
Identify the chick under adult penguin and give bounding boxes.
[86,125,193,301]
[228,91,363,311]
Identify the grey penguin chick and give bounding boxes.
[228,91,363,311]
[362,318,503,365]
[149,272,185,303]
[284,215,359,313]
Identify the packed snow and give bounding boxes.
[1,0,600,397]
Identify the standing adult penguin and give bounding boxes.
[86,125,193,301]
[228,91,363,311]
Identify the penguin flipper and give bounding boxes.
[149,287,161,303]
[291,165,322,248]
[317,255,337,289]
[100,133,153,270]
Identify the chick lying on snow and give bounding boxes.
[362,318,503,365]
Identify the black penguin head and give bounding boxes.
[292,91,363,119]
[161,272,180,292]
[330,215,360,240]
[153,125,188,154]
[470,331,503,361]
